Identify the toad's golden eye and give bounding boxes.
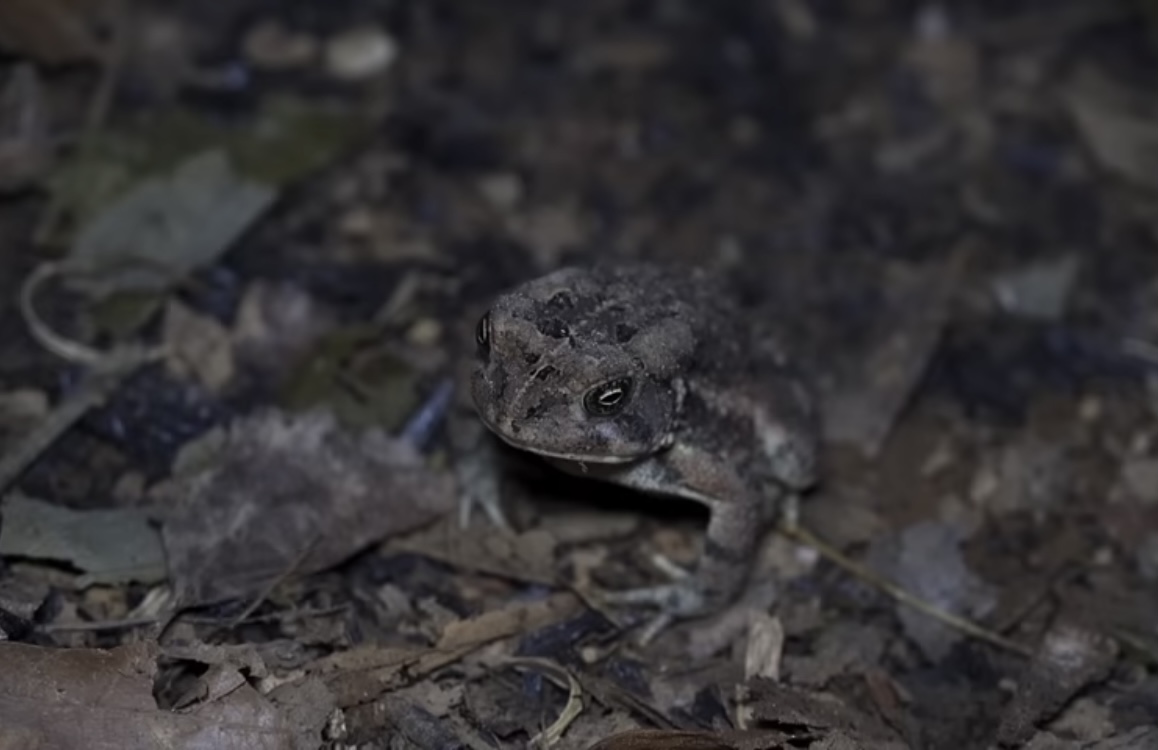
[476,312,491,353]
[583,377,634,416]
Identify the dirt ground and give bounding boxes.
[0,1,1156,748]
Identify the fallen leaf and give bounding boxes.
[0,640,333,749]
[745,680,910,749]
[388,517,559,588]
[1065,66,1158,191]
[0,492,166,586]
[46,96,374,233]
[316,592,582,707]
[996,623,1119,747]
[783,622,887,687]
[62,149,276,300]
[0,575,49,639]
[153,408,455,606]
[865,520,997,662]
[991,254,1082,321]
[822,249,966,456]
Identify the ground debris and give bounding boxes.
[0,639,333,749]
[153,408,455,606]
[821,251,966,456]
[62,149,276,301]
[1065,64,1158,191]
[865,520,996,663]
[0,492,166,586]
[995,622,1120,747]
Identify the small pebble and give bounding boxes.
[338,206,376,238]
[477,173,523,211]
[407,318,443,347]
[324,26,399,81]
[1078,395,1102,422]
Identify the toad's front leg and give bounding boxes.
[605,494,762,607]
[601,446,772,641]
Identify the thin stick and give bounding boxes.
[778,521,1034,658]
[225,532,322,629]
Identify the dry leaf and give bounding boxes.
[154,409,455,606]
[0,492,166,586]
[64,149,277,300]
[1065,66,1158,191]
[0,640,332,749]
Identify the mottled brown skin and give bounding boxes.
[468,262,819,621]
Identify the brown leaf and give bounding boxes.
[154,409,455,606]
[995,622,1119,747]
[0,640,333,749]
[1065,65,1158,191]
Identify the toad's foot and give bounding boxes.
[453,444,511,531]
[449,414,515,531]
[599,554,716,645]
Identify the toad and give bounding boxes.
[464,262,819,632]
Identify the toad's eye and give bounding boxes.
[583,377,634,416]
[476,312,491,353]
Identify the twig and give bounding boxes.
[225,532,322,629]
[778,520,1034,658]
[505,657,585,749]
[39,615,161,633]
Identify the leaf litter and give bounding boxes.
[153,408,455,607]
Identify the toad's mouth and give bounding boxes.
[480,418,643,465]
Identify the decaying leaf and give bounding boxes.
[821,250,966,456]
[318,592,583,708]
[865,520,996,662]
[153,408,455,606]
[0,492,166,586]
[46,96,374,231]
[0,640,333,750]
[1065,65,1158,191]
[387,518,559,587]
[744,680,910,749]
[995,623,1119,747]
[62,149,276,300]
[991,254,1082,321]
